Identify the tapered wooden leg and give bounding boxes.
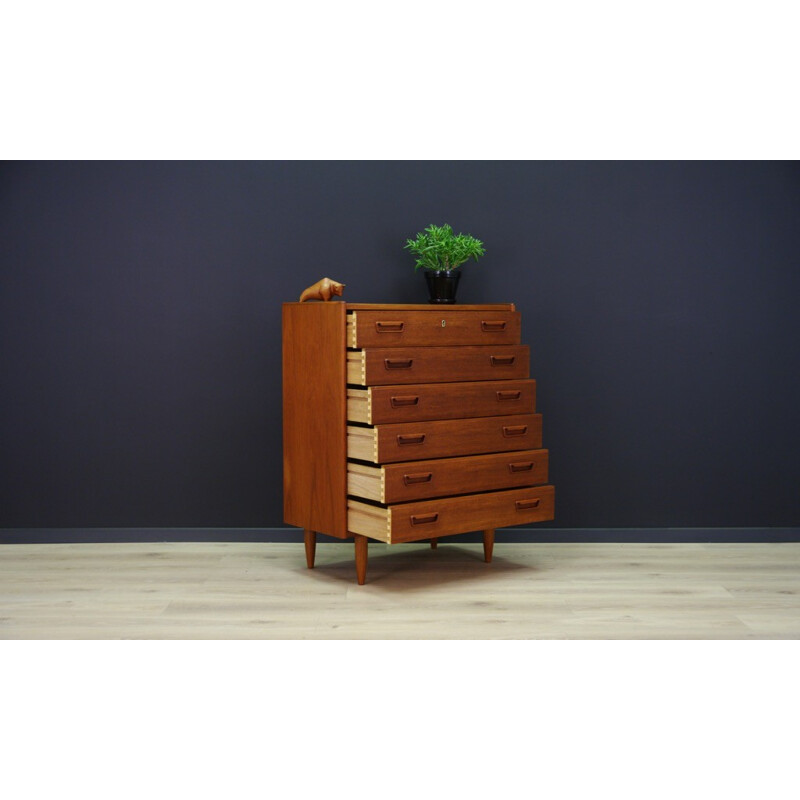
[483,529,495,563]
[304,529,316,569]
[355,534,368,585]
[430,538,438,549]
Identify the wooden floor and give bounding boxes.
[1,541,799,639]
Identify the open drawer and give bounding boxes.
[348,449,549,503]
[347,309,521,348]
[346,345,529,386]
[347,414,542,463]
[347,379,535,424]
[348,485,555,544]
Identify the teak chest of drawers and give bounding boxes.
[282,302,554,584]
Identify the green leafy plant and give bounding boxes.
[404,223,486,272]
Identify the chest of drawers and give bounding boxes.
[282,302,554,584]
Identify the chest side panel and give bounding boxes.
[283,302,347,538]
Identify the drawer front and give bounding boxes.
[387,485,555,543]
[381,449,549,503]
[348,345,529,386]
[347,485,555,543]
[373,413,542,463]
[349,310,521,348]
[357,380,535,424]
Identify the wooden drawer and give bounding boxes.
[348,449,549,503]
[347,413,542,464]
[347,345,529,386]
[348,485,555,544]
[347,379,535,424]
[347,310,521,348]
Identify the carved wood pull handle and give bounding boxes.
[502,425,528,437]
[390,395,419,407]
[403,472,433,485]
[508,461,534,472]
[496,390,522,401]
[410,512,439,525]
[491,355,515,366]
[397,434,426,445]
[515,499,540,510]
[384,358,413,370]
[376,321,405,332]
[482,320,507,332]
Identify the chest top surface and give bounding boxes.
[283,302,515,311]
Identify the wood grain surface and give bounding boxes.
[387,485,555,543]
[354,379,536,424]
[282,302,348,538]
[382,449,549,502]
[344,303,515,311]
[349,310,521,348]
[347,485,555,544]
[347,345,530,386]
[347,450,549,503]
[366,413,543,463]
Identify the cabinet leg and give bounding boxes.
[304,529,316,569]
[483,529,495,563]
[355,534,368,585]
[430,538,438,549]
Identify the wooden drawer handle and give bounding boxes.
[397,433,426,445]
[410,512,439,526]
[508,461,534,472]
[496,390,521,401]
[403,472,433,485]
[515,498,540,511]
[376,321,404,332]
[491,355,515,366]
[482,320,507,332]
[384,358,413,370]
[390,395,419,407]
[502,425,528,437]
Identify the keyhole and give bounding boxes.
[441,320,446,327]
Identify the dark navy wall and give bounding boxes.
[1,161,799,531]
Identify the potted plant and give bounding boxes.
[404,223,486,304]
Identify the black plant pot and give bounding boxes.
[424,269,461,304]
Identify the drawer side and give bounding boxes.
[347,462,384,502]
[347,499,391,542]
[346,388,370,423]
[347,425,378,461]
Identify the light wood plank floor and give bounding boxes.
[1,541,799,639]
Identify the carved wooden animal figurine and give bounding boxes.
[298,277,345,303]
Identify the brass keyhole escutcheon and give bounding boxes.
[441,320,446,327]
